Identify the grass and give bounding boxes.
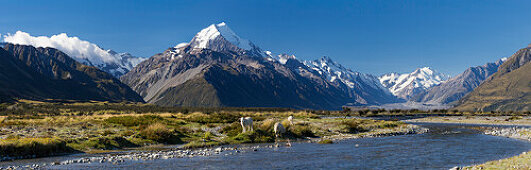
[465,151,530,170]
[0,137,74,158]
[139,123,182,144]
[318,139,333,144]
[0,100,423,159]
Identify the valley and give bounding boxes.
[0,2,530,168]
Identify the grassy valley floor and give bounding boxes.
[0,101,425,161]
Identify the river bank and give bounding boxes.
[0,103,425,164]
[462,124,531,169]
[3,123,529,169]
[0,123,426,169]
[405,116,531,126]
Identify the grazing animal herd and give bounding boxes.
[239,116,294,138]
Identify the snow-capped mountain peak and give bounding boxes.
[379,67,450,99]
[2,31,145,77]
[264,51,297,64]
[303,56,389,92]
[189,22,254,51]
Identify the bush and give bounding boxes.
[291,124,315,137]
[259,119,276,132]
[220,122,243,137]
[0,138,74,158]
[67,136,138,150]
[318,139,333,144]
[341,120,367,133]
[203,131,214,141]
[139,123,182,144]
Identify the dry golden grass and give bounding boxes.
[465,151,531,170]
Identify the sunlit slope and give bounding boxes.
[456,46,531,112]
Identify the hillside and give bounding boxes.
[455,46,531,111]
[1,43,144,102]
[412,59,504,105]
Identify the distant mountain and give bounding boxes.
[0,46,58,102]
[379,67,449,100]
[456,45,531,112]
[122,22,399,109]
[301,56,401,105]
[412,58,505,105]
[1,43,144,102]
[2,31,145,77]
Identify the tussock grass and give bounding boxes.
[66,136,138,150]
[140,123,182,144]
[0,138,74,157]
[318,139,333,144]
[105,115,164,127]
[0,101,422,159]
[465,151,530,169]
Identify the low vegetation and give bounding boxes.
[465,151,530,170]
[0,100,421,159]
[0,137,74,158]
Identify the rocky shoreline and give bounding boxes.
[405,116,531,126]
[483,127,531,141]
[320,124,428,142]
[452,126,531,170]
[0,145,269,170]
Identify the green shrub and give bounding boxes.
[341,120,367,133]
[291,125,315,137]
[258,119,276,132]
[0,138,74,157]
[220,122,243,137]
[67,136,138,150]
[203,131,214,141]
[318,139,333,144]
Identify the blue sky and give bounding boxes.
[2,0,531,76]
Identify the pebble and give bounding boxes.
[0,144,290,169]
[483,127,531,141]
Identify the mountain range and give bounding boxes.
[1,22,529,111]
[412,58,505,105]
[2,31,146,77]
[455,45,531,111]
[0,43,143,102]
[379,67,450,100]
[121,22,399,109]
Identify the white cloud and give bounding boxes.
[2,31,119,66]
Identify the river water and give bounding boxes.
[1,123,530,170]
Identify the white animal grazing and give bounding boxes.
[274,122,286,137]
[287,116,294,125]
[240,117,253,133]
